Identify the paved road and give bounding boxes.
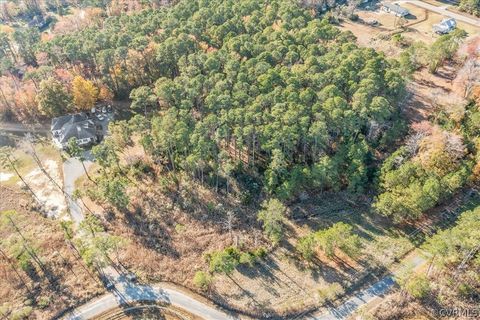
[308,255,426,320]
[64,255,426,320]
[65,276,238,320]
[397,0,480,27]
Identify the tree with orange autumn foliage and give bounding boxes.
[72,76,99,111]
[471,85,480,105]
[98,85,114,103]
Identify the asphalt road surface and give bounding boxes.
[65,279,238,320]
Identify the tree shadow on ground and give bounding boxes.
[289,191,389,241]
[209,287,285,320]
[121,205,179,259]
[168,181,264,238]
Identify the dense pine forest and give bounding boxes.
[30,0,407,200]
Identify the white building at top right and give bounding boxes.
[433,18,457,34]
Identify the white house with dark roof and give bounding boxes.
[51,113,103,149]
[433,18,456,34]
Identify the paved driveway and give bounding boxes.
[62,151,93,223]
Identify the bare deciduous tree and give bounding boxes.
[222,210,236,242]
[457,59,480,98]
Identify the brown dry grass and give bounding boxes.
[0,187,103,319]
[369,292,432,320]
[110,176,265,285]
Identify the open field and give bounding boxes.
[345,2,480,51]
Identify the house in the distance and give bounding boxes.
[433,18,456,34]
[51,113,103,149]
[382,3,410,17]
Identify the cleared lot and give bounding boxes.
[347,2,480,48]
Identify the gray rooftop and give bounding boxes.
[51,113,98,147]
[51,113,88,132]
[383,3,410,15]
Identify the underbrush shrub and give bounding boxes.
[193,271,213,291]
[37,296,51,309]
[205,246,240,275]
[10,306,33,320]
[456,282,476,299]
[0,304,9,318]
[348,13,359,21]
[317,282,345,304]
[252,247,267,259]
[239,252,255,267]
[128,156,154,178]
[296,234,316,261]
[205,246,268,275]
[402,274,431,299]
[297,222,361,260]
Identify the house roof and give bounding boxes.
[383,3,410,15]
[433,18,456,32]
[51,113,88,132]
[51,113,98,146]
[57,119,97,145]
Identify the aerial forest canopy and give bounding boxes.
[13,0,406,199]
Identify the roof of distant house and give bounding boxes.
[383,3,410,15]
[433,18,457,33]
